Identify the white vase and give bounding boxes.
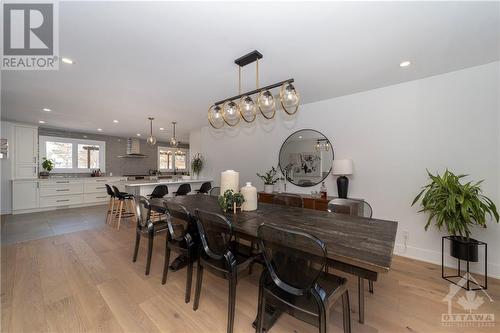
[264,184,274,194]
[241,182,257,211]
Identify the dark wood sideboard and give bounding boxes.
[258,191,364,212]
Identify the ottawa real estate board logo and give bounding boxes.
[2,1,59,70]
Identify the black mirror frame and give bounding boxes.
[278,129,334,188]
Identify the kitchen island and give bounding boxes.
[125,178,213,197]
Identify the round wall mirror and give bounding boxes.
[278,129,334,187]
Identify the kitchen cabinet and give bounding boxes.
[13,124,38,179]
[12,180,39,211]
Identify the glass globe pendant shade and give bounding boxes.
[239,95,257,123]
[170,137,178,147]
[257,89,276,119]
[280,82,300,115]
[222,100,241,126]
[208,105,224,129]
[147,136,157,146]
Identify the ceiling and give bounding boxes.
[2,1,499,141]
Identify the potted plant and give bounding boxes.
[257,166,283,193]
[191,153,203,179]
[412,170,498,262]
[40,157,54,178]
[218,189,245,213]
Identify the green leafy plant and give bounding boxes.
[191,153,204,175]
[412,170,499,238]
[256,166,283,185]
[41,158,54,172]
[218,189,245,213]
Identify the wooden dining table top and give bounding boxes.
[150,194,398,275]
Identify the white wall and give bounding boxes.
[191,62,500,277]
[0,121,14,215]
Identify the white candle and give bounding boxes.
[220,170,239,195]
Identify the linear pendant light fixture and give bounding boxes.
[170,121,179,147]
[208,50,300,129]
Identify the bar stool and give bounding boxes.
[105,184,117,225]
[174,183,191,196]
[196,182,211,194]
[148,185,168,221]
[209,187,220,196]
[112,185,136,230]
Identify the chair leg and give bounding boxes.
[109,198,116,225]
[358,277,364,324]
[193,261,204,311]
[257,292,266,333]
[342,290,352,333]
[317,299,327,333]
[132,230,141,262]
[227,273,237,333]
[369,280,374,294]
[117,201,124,230]
[145,231,154,275]
[185,249,193,303]
[162,238,171,285]
[106,197,112,224]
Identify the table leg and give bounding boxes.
[358,277,365,324]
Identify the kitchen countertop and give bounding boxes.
[124,178,213,187]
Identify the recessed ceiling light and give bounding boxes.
[136,133,141,137]
[61,57,74,64]
[83,135,88,138]
[298,135,302,139]
[113,120,119,123]
[42,108,51,112]
[97,128,102,131]
[159,127,164,131]
[400,61,411,68]
[39,120,45,124]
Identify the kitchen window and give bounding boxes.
[158,147,188,172]
[40,136,106,173]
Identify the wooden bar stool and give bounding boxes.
[147,185,168,221]
[111,185,136,230]
[105,184,117,225]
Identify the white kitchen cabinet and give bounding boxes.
[12,180,39,211]
[13,124,38,179]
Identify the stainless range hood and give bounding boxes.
[118,138,147,158]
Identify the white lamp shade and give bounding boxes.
[332,159,353,176]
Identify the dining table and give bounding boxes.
[150,194,398,328]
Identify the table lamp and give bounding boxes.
[332,159,353,199]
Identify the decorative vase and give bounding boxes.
[241,182,257,211]
[264,184,274,194]
[449,235,479,262]
[39,171,49,179]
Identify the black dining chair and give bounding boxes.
[256,224,351,333]
[196,182,212,194]
[132,196,169,275]
[111,185,136,230]
[327,198,374,323]
[209,186,220,196]
[193,209,258,333]
[272,193,304,208]
[175,183,191,196]
[162,200,197,303]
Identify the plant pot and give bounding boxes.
[264,184,274,193]
[449,235,479,262]
[39,171,50,179]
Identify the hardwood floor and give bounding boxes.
[2,209,500,332]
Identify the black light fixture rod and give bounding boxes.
[214,78,294,106]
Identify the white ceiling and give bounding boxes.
[2,1,499,141]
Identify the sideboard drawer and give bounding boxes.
[84,193,109,203]
[84,183,108,194]
[39,183,84,196]
[40,194,84,207]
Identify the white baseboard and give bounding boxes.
[394,243,500,280]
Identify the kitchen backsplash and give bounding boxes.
[39,127,189,176]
